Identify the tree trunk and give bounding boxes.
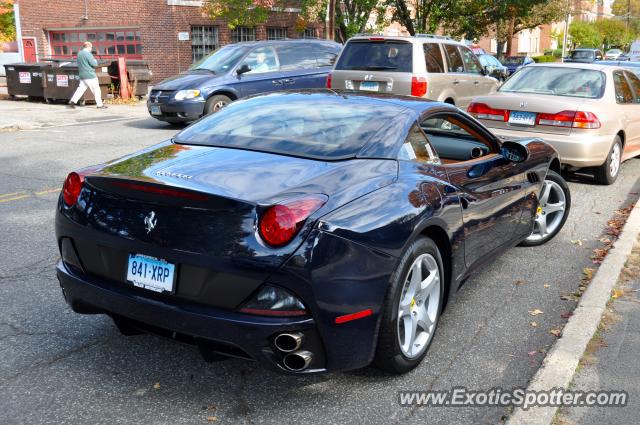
[505,13,516,56]
[326,0,336,41]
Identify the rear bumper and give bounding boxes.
[56,261,327,374]
[147,98,205,123]
[490,127,613,168]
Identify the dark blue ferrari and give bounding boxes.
[56,90,570,374]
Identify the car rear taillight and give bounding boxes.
[258,194,328,247]
[537,110,601,129]
[326,73,332,89]
[411,76,427,97]
[62,172,84,206]
[467,102,509,121]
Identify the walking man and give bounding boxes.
[68,41,107,109]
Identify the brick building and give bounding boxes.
[13,0,324,82]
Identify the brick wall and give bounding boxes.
[16,0,324,83]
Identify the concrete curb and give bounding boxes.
[507,200,640,425]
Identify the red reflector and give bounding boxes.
[238,308,307,317]
[411,76,427,97]
[467,102,509,121]
[112,181,208,201]
[326,73,332,89]
[335,309,373,324]
[259,194,328,247]
[62,172,84,206]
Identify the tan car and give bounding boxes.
[468,63,640,184]
[328,35,499,109]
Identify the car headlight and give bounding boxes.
[174,89,202,101]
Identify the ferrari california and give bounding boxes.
[55,90,570,374]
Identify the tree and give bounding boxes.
[0,0,15,45]
[569,20,602,48]
[382,1,463,36]
[594,18,633,48]
[335,0,380,43]
[202,0,278,29]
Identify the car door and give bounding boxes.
[619,70,640,157]
[234,46,283,97]
[420,112,529,268]
[442,43,471,107]
[275,43,328,90]
[458,45,496,100]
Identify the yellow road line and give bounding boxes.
[0,191,26,199]
[0,188,60,204]
[0,195,30,203]
[35,188,60,196]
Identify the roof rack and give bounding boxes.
[414,33,455,40]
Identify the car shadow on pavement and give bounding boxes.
[123,118,187,131]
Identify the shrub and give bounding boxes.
[533,55,557,63]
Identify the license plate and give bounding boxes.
[359,81,379,92]
[150,105,162,115]
[509,111,536,126]
[126,254,176,293]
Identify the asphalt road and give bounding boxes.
[0,102,639,425]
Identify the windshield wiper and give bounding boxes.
[191,68,216,73]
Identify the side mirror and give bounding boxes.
[236,64,251,75]
[500,140,529,163]
[482,66,491,76]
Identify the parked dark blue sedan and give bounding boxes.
[57,90,570,374]
[147,40,341,123]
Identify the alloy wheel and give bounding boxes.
[397,254,441,359]
[610,142,621,178]
[526,179,567,243]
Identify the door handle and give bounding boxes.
[473,81,480,85]
[453,80,460,85]
[272,80,283,86]
[282,78,295,84]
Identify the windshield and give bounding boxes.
[190,45,250,74]
[335,40,413,72]
[503,56,525,65]
[175,93,406,160]
[570,50,595,60]
[607,49,622,54]
[500,66,605,98]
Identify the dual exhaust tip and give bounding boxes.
[274,332,312,372]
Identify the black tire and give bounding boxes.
[204,94,232,116]
[374,237,445,374]
[593,136,622,185]
[519,170,571,247]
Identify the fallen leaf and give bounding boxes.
[153,383,160,390]
[571,239,583,246]
[612,288,624,299]
[528,350,537,356]
[207,405,216,411]
[514,280,526,285]
[550,328,562,337]
[207,416,218,422]
[543,283,551,289]
[528,309,544,316]
[560,311,573,319]
[582,267,596,281]
[530,321,538,328]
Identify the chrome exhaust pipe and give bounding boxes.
[283,350,313,372]
[274,332,304,353]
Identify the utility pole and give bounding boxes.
[628,0,631,30]
[562,1,570,62]
[326,0,336,41]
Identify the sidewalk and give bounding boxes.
[0,97,150,131]
[555,241,640,425]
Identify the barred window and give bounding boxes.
[232,27,256,43]
[267,27,287,40]
[302,28,316,39]
[192,26,219,62]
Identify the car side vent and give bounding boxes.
[527,172,540,184]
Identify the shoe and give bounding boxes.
[97,105,108,109]
[67,102,76,109]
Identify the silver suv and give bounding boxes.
[329,35,499,109]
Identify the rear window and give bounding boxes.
[335,40,413,72]
[570,50,595,60]
[499,66,605,99]
[175,94,406,160]
[502,56,525,65]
